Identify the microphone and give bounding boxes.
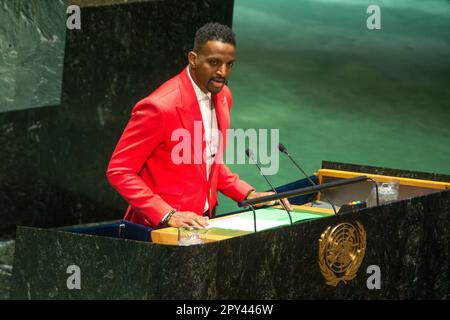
[278,143,338,215]
[245,148,293,224]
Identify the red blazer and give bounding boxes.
[106,67,254,227]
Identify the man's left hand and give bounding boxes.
[246,191,293,211]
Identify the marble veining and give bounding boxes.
[11,189,450,299]
[0,0,67,112]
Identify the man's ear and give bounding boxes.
[188,51,197,69]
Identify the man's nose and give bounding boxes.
[216,64,227,78]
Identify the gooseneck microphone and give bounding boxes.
[245,148,293,224]
[278,143,338,215]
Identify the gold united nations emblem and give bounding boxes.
[318,221,366,286]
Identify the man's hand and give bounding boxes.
[167,211,209,229]
[246,191,293,211]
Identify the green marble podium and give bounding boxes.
[11,162,450,299]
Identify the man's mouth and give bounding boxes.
[210,78,225,87]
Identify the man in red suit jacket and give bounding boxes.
[106,23,291,229]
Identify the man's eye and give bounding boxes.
[228,62,234,68]
[209,60,218,66]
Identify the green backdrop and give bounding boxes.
[217,0,450,214]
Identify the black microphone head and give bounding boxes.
[245,148,254,159]
[278,143,288,154]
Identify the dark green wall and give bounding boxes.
[217,0,450,214]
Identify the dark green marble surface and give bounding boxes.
[11,189,450,299]
[0,240,14,300]
[0,0,67,112]
[71,0,155,7]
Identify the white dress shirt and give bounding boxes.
[187,68,219,212]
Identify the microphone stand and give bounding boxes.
[246,149,293,225]
[366,177,380,206]
[248,204,257,232]
[239,175,369,208]
[278,144,338,215]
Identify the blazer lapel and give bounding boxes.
[177,67,207,180]
[213,93,230,143]
[211,92,230,174]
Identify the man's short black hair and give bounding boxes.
[193,22,236,51]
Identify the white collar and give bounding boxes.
[187,67,212,102]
